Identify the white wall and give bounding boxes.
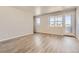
[0,7,33,41]
[76,7,79,39]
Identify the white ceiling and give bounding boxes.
[34,6,76,15]
[12,6,76,16]
[12,6,34,11]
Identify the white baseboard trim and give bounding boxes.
[0,33,33,42]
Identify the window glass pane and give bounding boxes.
[50,24,54,27]
[50,21,54,24]
[35,17,40,25]
[55,22,58,26]
[58,22,62,26]
[55,16,58,22]
[49,15,63,27]
[49,16,55,27]
[58,22,62,24]
[58,16,62,22]
[65,15,72,33]
[49,16,54,21]
[50,22,54,27]
[65,15,71,25]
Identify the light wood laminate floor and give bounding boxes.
[0,33,79,53]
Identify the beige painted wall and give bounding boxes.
[76,7,79,39]
[0,7,33,41]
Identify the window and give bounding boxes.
[65,15,72,33]
[55,16,58,26]
[49,16,54,27]
[49,15,63,27]
[65,15,72,27]
[35,17,40,25]
[57,16,63,27]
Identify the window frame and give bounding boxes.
[48,15,63,27]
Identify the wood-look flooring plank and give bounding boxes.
[0,33,79,53]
